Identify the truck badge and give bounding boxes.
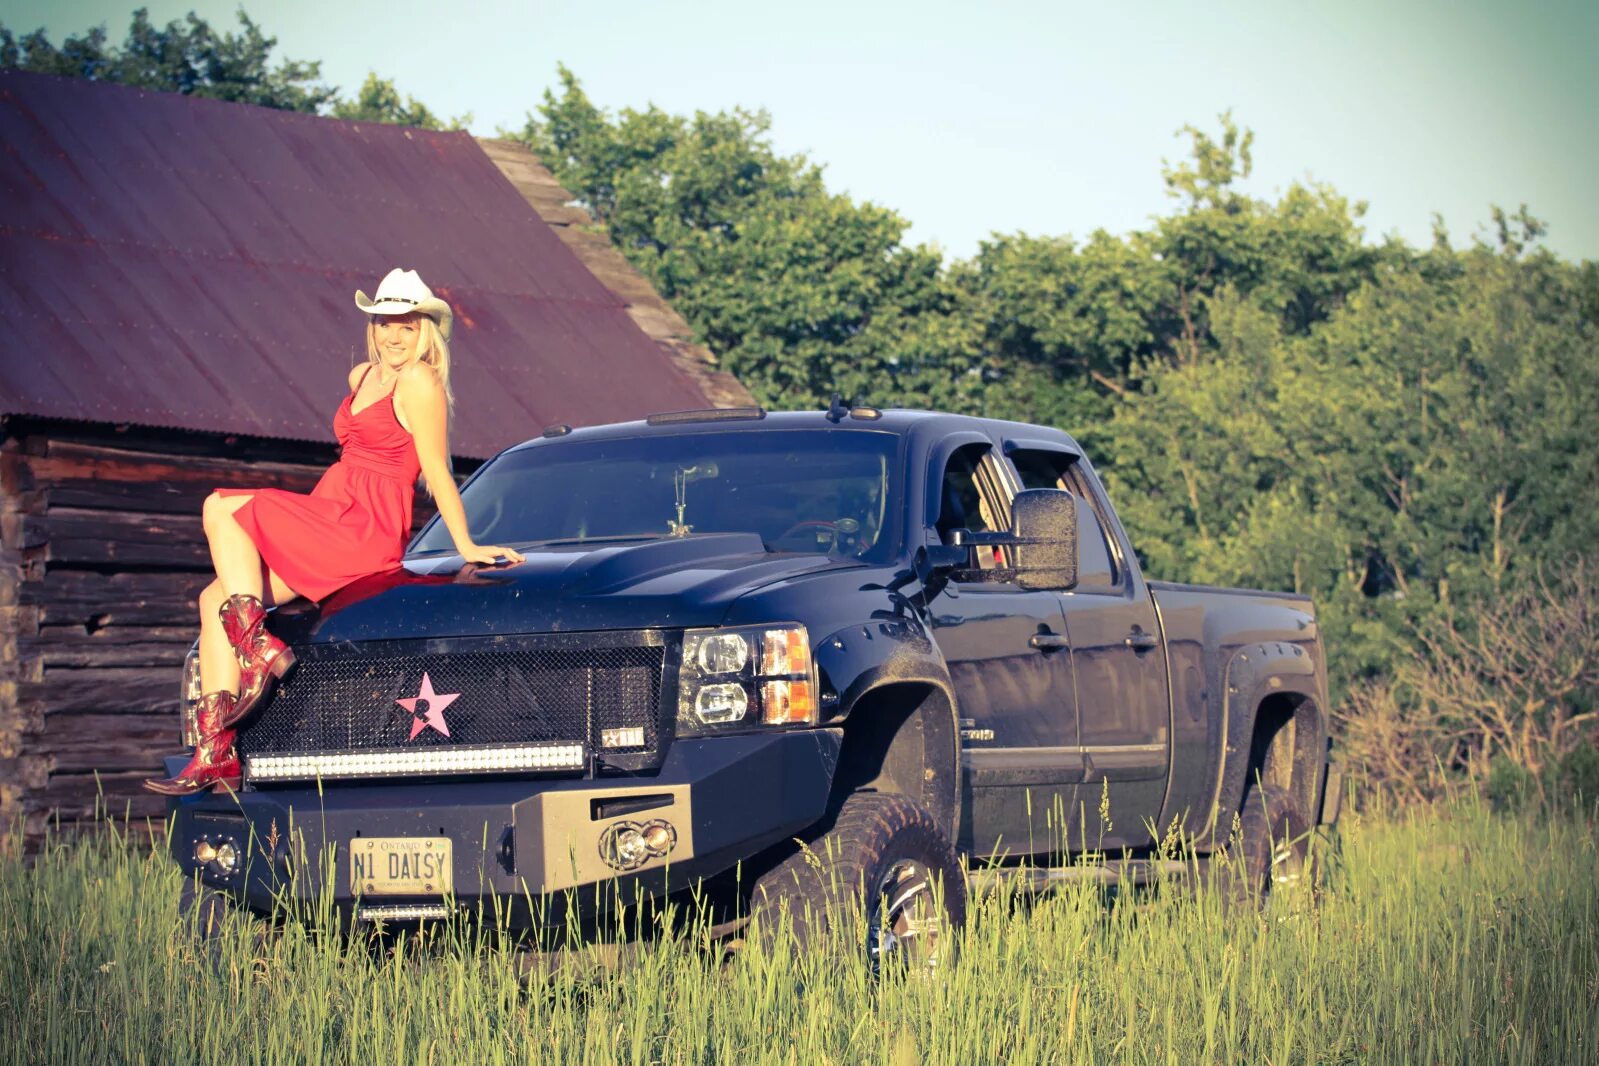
[396,672,460,739]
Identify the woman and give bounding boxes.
[145,269,526,795]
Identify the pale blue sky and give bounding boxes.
[5,0,1595,262]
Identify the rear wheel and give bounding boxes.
[749,792,964,975]
[1217,781,1313,906]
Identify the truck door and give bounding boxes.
[1005,444,1172,851]
[926,438,1081,860]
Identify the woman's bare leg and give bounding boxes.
[202,492,266,599]
[196,578,237,694]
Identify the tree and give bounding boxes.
[1099,223,1599,691]
[0,7,335,111]
[331,72,469,130]
[516,67,980,412]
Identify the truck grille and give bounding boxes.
[237,632,669,780]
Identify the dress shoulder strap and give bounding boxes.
[353,364,374,394]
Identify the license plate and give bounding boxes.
[350,837,453,896]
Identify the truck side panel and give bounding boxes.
[1147,582,1326,842]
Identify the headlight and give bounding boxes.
[678,623,817,735]
[179,642,202,747]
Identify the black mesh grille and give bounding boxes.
[238,634,667,770]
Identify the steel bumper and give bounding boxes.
[165,729,841,924]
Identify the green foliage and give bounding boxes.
[0,8,449,131]
[516,67,982,413]
[1101,230,1599,688]
[330,72,470,130]
[0,7,335,111]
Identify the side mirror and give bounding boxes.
[1010,489,1077,591]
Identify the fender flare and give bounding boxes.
[1207,640,1327,838]
[813,619,962,840]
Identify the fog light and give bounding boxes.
[642,824,672,852]
[614,828,647,868]
[193,840,216,865]
[694,683,748,723]
[213,841,239,875]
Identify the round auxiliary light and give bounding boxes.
[696,633,749,675]
[614,828,647,868]
[213,841,239,875]
[642,824,672,852]
[193,840,217,865]
[694,683,749,724]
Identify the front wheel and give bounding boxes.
[749,792,965,975]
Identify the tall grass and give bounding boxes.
[1,802,1594,1064]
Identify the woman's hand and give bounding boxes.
[458,543,525,566]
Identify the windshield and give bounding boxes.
[412,429,903,562]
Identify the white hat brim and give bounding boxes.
[354,290,454,339]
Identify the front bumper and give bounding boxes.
[166,729,840,926]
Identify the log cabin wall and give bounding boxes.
[0,419,441,849]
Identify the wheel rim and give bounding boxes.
[1270,838,1304,886]
[867,859,944,975]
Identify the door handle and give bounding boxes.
[1029,633,1069,650]
[1124,629,1159,653]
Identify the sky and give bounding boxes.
[4,0,1595,263]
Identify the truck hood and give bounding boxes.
[270,533,856,644]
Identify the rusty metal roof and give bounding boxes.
[0,71,718,459]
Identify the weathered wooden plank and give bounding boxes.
[30,713,180,772]
[24,441,327,488]
[26,770,168,825]
[30,624,195,645]
[19,667,180,716]
[29,639,190,669]
[46,474,322,515]
[20,571,207,628]
[627,304,696,341]
[27,508,204,546]
[46,537,211,569]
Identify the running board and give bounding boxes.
[968,859,1194,894]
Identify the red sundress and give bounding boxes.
[217,366,421,601]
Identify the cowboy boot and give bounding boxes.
[144,692,242,795]
[217,593,297,729]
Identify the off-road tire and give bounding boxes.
[1216,781,1312,906]
[179,877,233,939]
[748,792,965,974]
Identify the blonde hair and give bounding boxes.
[365,313,454,410]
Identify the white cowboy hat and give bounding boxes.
[354,268,454,340]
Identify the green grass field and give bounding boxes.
[1,802,1594,1065]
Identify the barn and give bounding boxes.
[0,70,753,846]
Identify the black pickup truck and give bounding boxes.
[164,405,1339,962]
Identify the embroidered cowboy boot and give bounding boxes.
[217,593,297,729]
[144,691,241,795]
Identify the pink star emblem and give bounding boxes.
[396,672,460,740]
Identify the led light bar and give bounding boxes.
[357,904,454,922]
[600,726,646,749]
[246,742,587,782]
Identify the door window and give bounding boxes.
[936,442,1010,570]
[1007,447,1119,589]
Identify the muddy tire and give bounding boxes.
[749,792,964,974]
[1216,781,1313,906]
[179,877,234,939]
